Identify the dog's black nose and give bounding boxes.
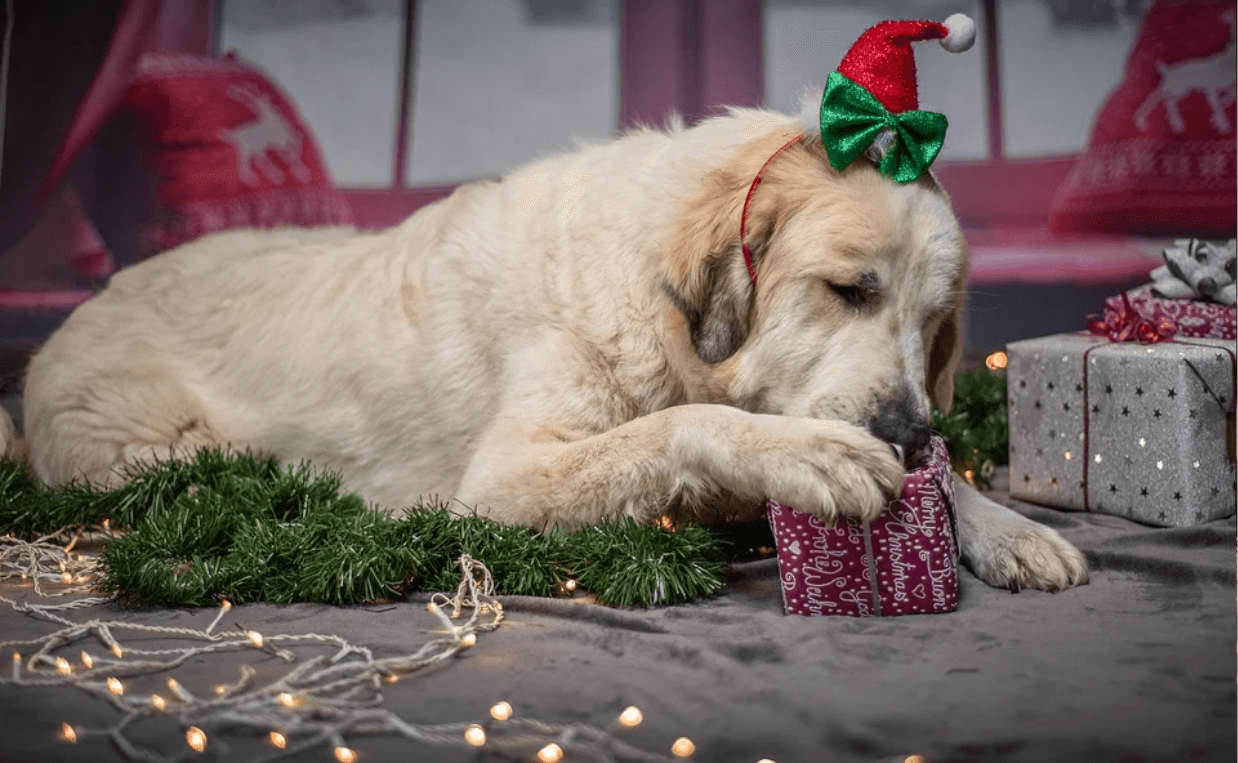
[868,399,932,465]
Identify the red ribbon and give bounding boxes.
[1086,291,1178,344]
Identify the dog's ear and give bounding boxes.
[662,247,758,363]
[662,131,802,363]
[927,304,963,414]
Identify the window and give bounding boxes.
[218,0,620,192]
[219,0,406,187]
[407,0,619,184]
[218,0,1147,229]
[998,0,1140,157]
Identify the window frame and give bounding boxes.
[202,0,1075,230]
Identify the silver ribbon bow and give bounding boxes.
[1150,238,1236,306]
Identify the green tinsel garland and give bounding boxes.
[0,370,1007,608]
[0,450,726,608]
[931,369,1009,487]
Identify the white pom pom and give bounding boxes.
[940,13,976,53]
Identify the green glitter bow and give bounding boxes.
[819,71,949,184]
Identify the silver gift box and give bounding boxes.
[1007,333,1236,527]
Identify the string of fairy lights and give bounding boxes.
[2,529,938,763]
[1,532,778,763]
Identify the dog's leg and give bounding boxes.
[952,474,1088,592]
[455,404,905,531]
[24,365,236,489]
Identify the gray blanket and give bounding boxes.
[2,473,1234,763]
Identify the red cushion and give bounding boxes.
[1049,0,1236,236]
[124,52,354,257]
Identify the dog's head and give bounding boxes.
[662,118,966,460]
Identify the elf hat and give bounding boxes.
[819,13,976,183]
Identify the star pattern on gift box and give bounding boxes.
[1009,335,1236,527]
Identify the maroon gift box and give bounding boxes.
[767,435,959,617]
[1104,286,1236,340]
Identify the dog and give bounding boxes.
[17,103,1088,594]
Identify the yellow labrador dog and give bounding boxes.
[19,106,1087,593]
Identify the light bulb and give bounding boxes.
[464,724,486,747]
[564,579,578,591]
[277,692,300,707]
[60,723,77,743]
[110,644,123,659]
[334,746,358,763]
[151,694,167,710]
[268,731,287,749]
[538,743,564,763]
[460,633,477,648]
[671,737,695,757]
[985,351,1008,370]
[186,726,207,752]
[55,657,72,675]
[80,651,93,669]
[618,705,643,728]
[107,677,124,696]
[220,599,232,611]
[247,630,264,648]
[214,685,227,696]
[490,701,513,721]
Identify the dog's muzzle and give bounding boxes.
[868,390,932,467]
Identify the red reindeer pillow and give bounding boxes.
[1050,0,1236,236]
[124,52,353,257]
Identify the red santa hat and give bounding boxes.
[837,14,976,115]
[817,13,976,183]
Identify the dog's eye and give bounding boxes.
[826,282,869,308]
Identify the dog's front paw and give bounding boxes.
[963,511,1089,592]
[970,524,1089,593]
[752,417,905,526]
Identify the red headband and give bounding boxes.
[739,136,802,288]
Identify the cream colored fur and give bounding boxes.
[21,108,1086,593]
